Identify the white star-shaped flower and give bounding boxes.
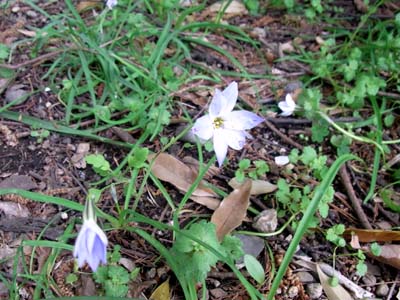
[105,0,117,9]
[278,94,296,116]
[192,82,264,167]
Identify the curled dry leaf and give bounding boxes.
[150,278,170,300]
[149,153,220,209]
[211,179,251,241]
[344,228,400,242]
[316,264,354,300]
[229,178,276,195]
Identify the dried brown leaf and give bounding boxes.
[149,153,217,198]
[344,228,400,242]
[367,244,400,270]
[189,195,220,210]
[76,1,102,12]
[150,279,170,300]
[229,178,276,195]
[211,179,251,241]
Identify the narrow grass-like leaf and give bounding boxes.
[266,154,358,300]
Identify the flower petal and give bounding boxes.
[220,81,238,114]
[73,219,108,272]
[278,101,294,116]
[209,89,225,117]
[209,82,238,117]
[275,155,290,166]
[223,129,247,150]
[213,129,229,167]
[192,115,214,140]
[224,110,264,130]
[285,93,296,108]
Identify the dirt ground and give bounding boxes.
[1,1,400,299]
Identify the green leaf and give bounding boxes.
[356,260,367,276]
[311,118,329,142]
[65,273,78,284]
[300,146,317,165]
[128,147,149,168]
[0,43,9,59]
[370,242,381,256]
[239,159,251,169]
[221,235,244,260]
[85,154,111,176]
[384,114,395,127]
[244,254,265,284]
[171,221,223,283]
[108,265,130,284]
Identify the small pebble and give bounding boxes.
[287,286,299,298]
[146,267,156,279]
[253,209,278,233]
[296,271,315,283]
[306,283,323,299]
[210,288,227,298]
[26,10,38,18]
[375,282,389,297]
[361,273,376,286]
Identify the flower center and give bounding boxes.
[212,117,224,129]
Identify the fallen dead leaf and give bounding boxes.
[76,1,102,12]
[344,228,400,242]
[190,195,220,210]
[211,179,251,241]
[148,153,220,209]
[316,263,354,300]
[229,178,277,195]
[367,244,400,270]
[150,278,170,300]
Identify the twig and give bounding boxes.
[263,118,303,150]
[0,50,65,70]
[265,116,362,127]
[386,271,400,300]
[339,165,372,229]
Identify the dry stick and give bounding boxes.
[0,50,65,70]
[339,165,372,229]
[263,118,303,150]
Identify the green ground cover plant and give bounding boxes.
[0,0,399,299]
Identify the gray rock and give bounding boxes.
[296,271,315,283]
[5,84,29,104]
[375,282,389,297]
[306,283,323,299]
[235,234,265,265]
[253,209,278,233]
[361,273,376,286]
[26,10,38,18]
[287,286,299,298]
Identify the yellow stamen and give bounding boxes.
[213,117,224,129]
